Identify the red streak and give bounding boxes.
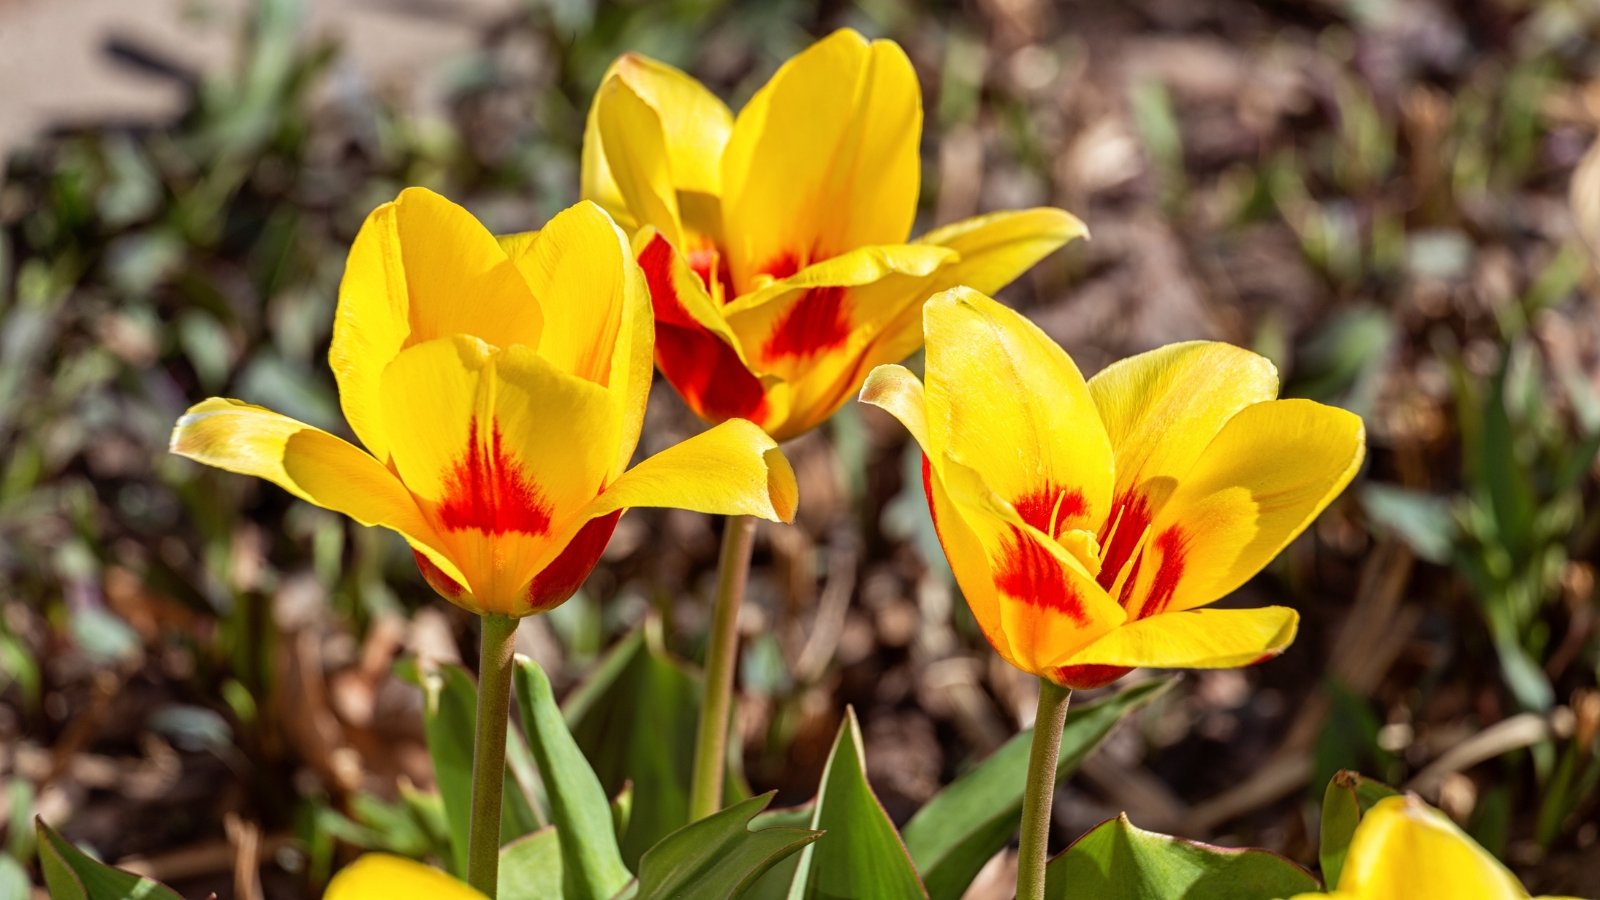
[1013,484,1087,540]
[439,416,552,535]
[526,510,623,613]
[638,234,768,423]
[1050,663,1133,690]
[686,246,734,303]
[1132,528,1187,619]
[994,525,1089,625]
[761,285,850,361]
[413,550,465,601]
[759,252,801,280]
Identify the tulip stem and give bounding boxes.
[689,514,758,821]
[467,613,518,897]
[1017,679,1073,900]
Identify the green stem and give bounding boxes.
[1017,679,1073,900]
[688,515,758,821]
[467,614,519,897]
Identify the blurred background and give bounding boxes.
[2,0,1599,896]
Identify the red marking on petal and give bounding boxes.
[759,252,801,281]
[413,550,466,601]
[639,235,769,423]
[1097,491,1151,594]
[1248,652,1279,666]
[1013,484,1087,540]
[761,285,850,361]
[526,510,622,613]
[1131,528,1187,620]
[439,416,552,535]
[1050,663,1132,690]
[920,454,939,532]
[994,525,1088,625]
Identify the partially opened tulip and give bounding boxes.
[860,287,1364,900]
[170,188,796,896]
[1294,795,1580,900]
[581,27,1086,443]
[581,28,1085,821]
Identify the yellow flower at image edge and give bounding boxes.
[861,287,1365,689]
[172,188,796,617]
[1291,795,1584,900]
[325,853,485,900]
[583,28,1087,441]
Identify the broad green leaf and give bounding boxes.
[1044,815,1319,900]
[514,658,632,900]
[747,708,927,899]
[565,626,746,865]
[1318,770,1399,888]
[407,660,542,876]
[903,677,1176,900]
[498,826,563,900]
[36,819,184,900]
[629,792,819,900]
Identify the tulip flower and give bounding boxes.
[1294,795,1580,900]
[581,28,1086,442]
[170,188,796,896]
[171,188,796,618]
[325,854,486,900]
[860,286,1364,900]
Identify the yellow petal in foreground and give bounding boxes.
[1292,795,1583,900]
[860,287,1363,690]
[173,190,796,618]
[325,854,486,900]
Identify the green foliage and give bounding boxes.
[745,708,927,899]
[565,625,745,866]
[498,827,564,900]
[1044,815,1320,900]
[515,658,634,900]
[902,677,1176,900]
[35,819,184,900]
[627,793,819,899]
[1318,770,1400,888]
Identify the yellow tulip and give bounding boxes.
[171,188,796,617]
[1294,795,1581,900]
[325,853,486,900]
[581,29,1087,441]
[861,287,1364,688]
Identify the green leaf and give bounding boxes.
[498,826,564,900]
[747,708,927,899]
[1044,815,1319,900]
[36,818,185,900]
[1318,770,1399,889]
[514,657,632,900]
[565,626,746,865]
[408,661,542,876]
[631,792,819,900]
[1360,484,1457,565]
[903,678,1176,900]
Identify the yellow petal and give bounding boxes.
[502,201,652,476]
[581,52,733,230]
[169,398,465,589]
[331,188,539,462]
[378,336,619,610]
[587,418,797,523]
[1087,341,1279,510]
[914,207,1089,296]
[324,853,487,900]
[721,243,953,440]
[721,29,921,289]
[592,77,683,245]
[859,363,930,449]
[1338,796,1530,899]
[922,287,1115,539]
[1059,606,1299,670]
[1142,399,1365,614]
